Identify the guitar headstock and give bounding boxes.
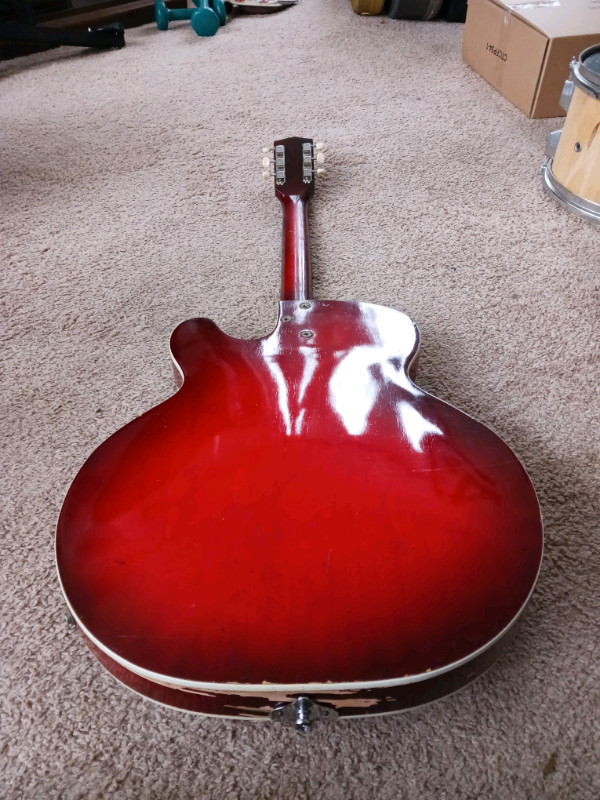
[262,136,326,200]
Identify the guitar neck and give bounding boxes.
[268,136,324,303]
[279,193,312,301]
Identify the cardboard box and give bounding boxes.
[462,0,600,118]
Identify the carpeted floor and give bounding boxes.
[1,1,599,797]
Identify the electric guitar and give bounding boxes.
[56,137,542,730]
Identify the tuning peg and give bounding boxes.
[316,167,325,175]
[316,151,325,165]
[262,146,274,154]
[263,170,272,181]
[315,141,327,151]
[262,156,272,168]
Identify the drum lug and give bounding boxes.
[545,129,561,158]
[560,78,574,112]
[270,696,339,732]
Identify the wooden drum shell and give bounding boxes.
[552,86,600,205]
[543,45,600,223]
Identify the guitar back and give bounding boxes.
[56,138,542,724]
[57,299,541,695]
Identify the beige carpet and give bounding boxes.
[1,1,599,797]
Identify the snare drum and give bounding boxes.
[542,45,600,224]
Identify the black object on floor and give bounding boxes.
[385,0,466,20]
[386,0,443,20]
[0,0,125,53]
[439,0,467,22]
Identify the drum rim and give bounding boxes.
[573,45,600,97]
[541,158,600,225]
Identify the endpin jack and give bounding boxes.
[270,696,338,732]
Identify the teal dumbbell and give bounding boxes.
[190,0,221,36]
[155,0,193,30]
[154,0,221,35]
[212,0,226,25]
[191,0,226,26]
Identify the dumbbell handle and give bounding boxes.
[168,7,195,19]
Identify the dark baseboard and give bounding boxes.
[0,0,186,60]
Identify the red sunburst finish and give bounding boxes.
[56,138,542,721]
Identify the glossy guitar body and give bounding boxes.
[57,138,542,724]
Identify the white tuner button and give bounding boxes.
[315,142,326,150]
[316,152,325,164]
[263,170,271,181]
[262,156,271,168]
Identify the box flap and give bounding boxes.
[491,0,600,38]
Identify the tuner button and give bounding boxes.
[316,168,325,175]
[262,146,274,153]
[316,152,325,164]
[315,141,326,150]
[262,156,271,168]
[262,170,271,181]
